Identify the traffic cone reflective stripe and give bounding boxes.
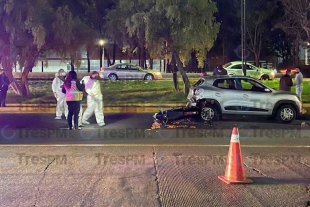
[230,129,239,143]
[218,127,253,184]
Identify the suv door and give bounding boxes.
[235,78,272,115]
[212,78,244,114]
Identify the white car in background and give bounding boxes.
[223,61,276,80]
[99,63,162,81]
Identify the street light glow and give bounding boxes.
[98,39,107,68]
[99,39,106,45]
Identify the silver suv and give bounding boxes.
[187,75,302,123]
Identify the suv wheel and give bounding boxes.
[200,104,218,121]
[276,105,296,123]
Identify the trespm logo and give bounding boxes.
[18,129,67,139]
[95,154,145,165]
[17,153,67,165]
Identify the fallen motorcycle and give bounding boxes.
[153,106,200,125]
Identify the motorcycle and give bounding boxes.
[153,102,201,125]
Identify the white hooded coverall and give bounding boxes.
[75,76,90,126]
[52,73,68,118]
[295,72,303,101]
[82,77,105,125]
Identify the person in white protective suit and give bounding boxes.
[294,67,303,101]
[82,71,105,126]
[75,75,90,127]
[52,69,68,119]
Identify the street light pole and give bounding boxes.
[99,39,106,68]
[241,0,246,76]
[102,46,105,67]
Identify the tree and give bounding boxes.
[232,0,277,66]
[211,0,241,63]
[89,0,117,66]
[106,0,220,94]
[273,0,310,66]
[105,0,150,68]
[267,29,294,65]
[0,0,107,97]
[279,0,310,41]
[0,0,58,96]
[51,1,101,72]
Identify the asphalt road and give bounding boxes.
[1,113,310,206]
[1,113,310,145]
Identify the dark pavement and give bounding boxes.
[1,113,310,206]
[1,113,310,145]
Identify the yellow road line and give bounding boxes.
[0,144,310,147]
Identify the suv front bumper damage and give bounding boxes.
[186,98,197,107]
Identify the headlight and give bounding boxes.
[271,72,275,75]
[155,72,161,75]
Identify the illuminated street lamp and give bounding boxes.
[99,39,107,67]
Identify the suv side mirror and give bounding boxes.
[264,88,271,92]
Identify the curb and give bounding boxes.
[0,106,183,114]
[1,106,310,114]
[3,103,310,107]
[4,103,185,107]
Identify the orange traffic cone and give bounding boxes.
[218,127,253,184]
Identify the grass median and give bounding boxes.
[5,78,310,105]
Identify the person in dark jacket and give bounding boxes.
[62,71,84,130]
[279,69,293,92]
[213,65,228,75]
[213,65,228,87]
[0,69,10,107]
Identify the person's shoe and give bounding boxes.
[55,116,62,120]
[82,120,90,124]
[74,127,82,130]
[98,123,106,127]
[79,125,84,127]
[68,127,73,130]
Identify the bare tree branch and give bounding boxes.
[280,0,310,41]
